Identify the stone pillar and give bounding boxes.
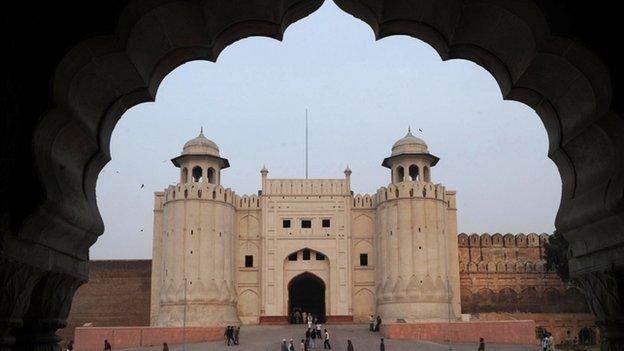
[12,272,83,351]
[575,270,624,351]
[0,260,43,351]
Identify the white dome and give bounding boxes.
[391,129,428,156]
[182,131,220,157]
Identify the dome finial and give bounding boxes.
[200,126,204,135]
[406,126,414,137]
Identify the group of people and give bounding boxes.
[368,315,383,332]
[291,309,321,325]
[224,325,241,346]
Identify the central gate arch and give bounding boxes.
[288,272,326,323]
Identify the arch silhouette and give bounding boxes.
[5,0,624,347]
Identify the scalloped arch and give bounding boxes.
[25,0,623,294]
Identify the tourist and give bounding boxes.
[234,325,240,345]
[225,326,233,346]
[307,316,313,329]
[303,312,308,324]
[289,339,296,351]
[282,339,289,351]
[316,323,322,340]
[548,333,555,351]
[305,328,311,349]
[163,342,169,351]
[375,316,382,332]
[103,339,111,350]
[347,339,354,351]
[66,340,73,351]
[369,315,375,331]
[541,333,549,351]
[478,337,485,351]
[301,338,307,351]
[323,329,331,349]
[311,325,317,348]
[380,338,385,351]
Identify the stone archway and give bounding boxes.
[288,272,326,323]
[2,0,624,349]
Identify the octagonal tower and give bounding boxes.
[375,128,461,322]
[151,130,239,326]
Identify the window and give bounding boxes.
[302,249,311,260]
[409,165,419,181]
[191,166,203,182]
[301,219,312,228]
[283,219,291,228]
[288,252,298,261]
[322,219,330,228]
[244,255,253,267]
[207,167,215,184]
[316,252,325,260]
[360,253,368,266]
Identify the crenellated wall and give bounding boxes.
[457,233,597,344]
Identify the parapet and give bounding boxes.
[374,181,448,206]
[236,194,261,209]
[352,194,374,209]
[458,232,549,248]
[163,183,237,206]
[263,179,349,196]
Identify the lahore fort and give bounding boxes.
[63,130,598,346]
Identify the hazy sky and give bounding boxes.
[92,1,561,259]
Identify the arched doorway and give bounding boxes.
[578,327,597,346]
[288,272,326,323]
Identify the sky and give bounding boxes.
[91,1,561,259]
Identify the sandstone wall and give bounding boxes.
[60,260,151,343]
[458,233,597,344]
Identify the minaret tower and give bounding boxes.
[374,128,461,322]
[153,130,239,326]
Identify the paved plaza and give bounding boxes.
[123,324,541,351]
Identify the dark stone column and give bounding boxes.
[12,273,83,351]
[575,270,624,351]
[0,260,43,351]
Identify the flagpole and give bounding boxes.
[305,108,308,179]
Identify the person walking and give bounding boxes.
[234,326,240,345]
[311,326,317,348]
[282,339,289,351]
[478,337,485,351]
[380,338,385,351]
[305,328,311,349]
[369,315,375,331]
[66,340,74,351]
[163,342,169,351]
[375,316,382,332]
[289,339,296,351]
[225,326,232,346]
[103,339,112,350]
[301,339,307,351]
[347,339,354,351]
[323,329,331,349]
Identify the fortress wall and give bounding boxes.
[60,260,151,343]
[457,233,597,344]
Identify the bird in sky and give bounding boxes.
[140,184,144,189]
